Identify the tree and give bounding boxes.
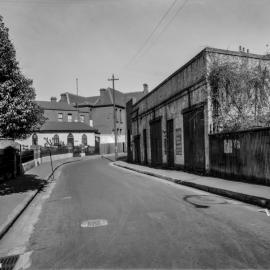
[209,60,270,132]
[0,15,45,140]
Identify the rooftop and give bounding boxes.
[36,101,89,112]
[38,121,98,133]
[133,46,270,107]
[61,88,145,108]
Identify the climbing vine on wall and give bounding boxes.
[209,61,270,131]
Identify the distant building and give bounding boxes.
[126,47,270,172]
[19,97,98,148]
[60,87,146,154]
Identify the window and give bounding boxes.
[80,115,85,123]
[53,134,59,146]
[68,114,72,122]
[115,108,118,123]
[58,113,63,122]
[67,133,74,146]
[89,119,93,127]
[82,134,87,145]
[32,133,38,145]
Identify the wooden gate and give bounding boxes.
[143,129,148,164]
[134,135,141,164]
[167,119,174,167]
[183,106,205,171]
[150,118,162,166]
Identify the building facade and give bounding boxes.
[127,47,270,172]
[60,87,146,154]
[19,97,98,148]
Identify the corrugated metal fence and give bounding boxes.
[209,127,270,185]
[100,143,126,155]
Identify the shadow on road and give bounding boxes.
[0,174,48,196]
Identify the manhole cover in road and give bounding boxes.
[184,195,228,208]
[0,254,19,270]
[81,219,108,228]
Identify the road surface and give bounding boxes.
[0,157,270,269]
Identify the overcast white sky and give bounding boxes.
[1,0,270,100]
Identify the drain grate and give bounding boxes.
[0,255,19,270]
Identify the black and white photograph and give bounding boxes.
[0,0,270,269]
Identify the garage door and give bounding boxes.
[183,106,205,171]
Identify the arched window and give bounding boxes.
[32,133,38,146]
[53,134,59,146]
[67,133,74,147]
[82,134,87,145]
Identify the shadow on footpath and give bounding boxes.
[0,174,48,196]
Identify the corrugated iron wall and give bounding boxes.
[209,128,270,185]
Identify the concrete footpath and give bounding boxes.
[114,161,270,209]
[0,156,83,240]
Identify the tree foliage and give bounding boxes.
[0,15,45,139]
[209,60,270,132]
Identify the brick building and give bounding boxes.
[126,47,270,172]
[19,97,98,148]
[60,87,146,154]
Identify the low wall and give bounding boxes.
[100,142,126,155]
[40,153,73,163]
[22,152,73,173]
[22,160,36,173]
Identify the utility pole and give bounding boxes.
[76,78,79,121]
[108,74,119,161]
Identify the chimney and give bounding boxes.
[143,83,148,94]
[242,47,245,52]
[247,48,249,54]
[51,97,57,103]
[99,88,106,102]
[60,93,68,103]
[239,45,242,52]
[100,88,106,97]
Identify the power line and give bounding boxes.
[154,0,189,43]
[126,0,189,67]
[125,0,178,68]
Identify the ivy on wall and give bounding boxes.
[209,60,270,132]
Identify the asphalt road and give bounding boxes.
[6,158,270,269]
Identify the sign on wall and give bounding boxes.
[175,128,182,155]
[224,139,232,153]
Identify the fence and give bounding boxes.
[100,143,126,155]
[40,146,70,157]
[209,127,270,185]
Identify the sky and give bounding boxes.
[0,0,270,100]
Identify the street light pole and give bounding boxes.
[108,74,119,161]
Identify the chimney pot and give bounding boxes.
[143,83,148,94]
[51,97,57,103]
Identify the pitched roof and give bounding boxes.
[36,101,89,112]
[38,121,97,132]
[65,93,99,106]
[94,88,145,107]
[60,89,145,108]
[123,91,145,104]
